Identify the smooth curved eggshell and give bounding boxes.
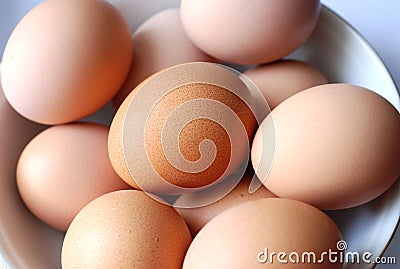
[244,59,327,109]
[17,123,130,231]
[62,190,192,269]
[1,0,133,124]
[183,198,343,269]
[180,0,321,64]
[252,83,400,210]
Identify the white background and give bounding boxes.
[0,0,399,268]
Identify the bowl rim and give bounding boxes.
[321,4,400,264]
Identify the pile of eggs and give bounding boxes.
[1,0,399,268]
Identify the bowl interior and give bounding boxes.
[290,8,400,269]
[0,2,399,269]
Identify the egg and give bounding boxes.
[113,8,214,108]
[244,59,327,109]
[252,84,400,210]
[183,198,343,269]
[1,0,132,124]
[176,173,277,236]
[62,190,192,269]
[16,123,130,231]
[109,62,257,195]
[180,0,321,64]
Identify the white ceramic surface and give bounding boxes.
[0,1,399,269]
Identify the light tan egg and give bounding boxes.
[176,173,277,235]
[17,123,130,231]
[183,198,343,269]
[113,8,213,109]
[62,190,192,269]
[180,0,321,64]
[108,62,257,195]
[244,59,328,109]
[1,0,132,124]
[252,83,400,210]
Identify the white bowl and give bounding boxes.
[0,2,399,268]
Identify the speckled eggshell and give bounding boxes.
[108,62,257,194]
[62,190,192,269]
[1,0,133,124]
[183,198,343,269]
[244,59,327,109]
[251,84,400,210]
[16,123,130,231]
[113,8,213,109]
[176,173,277,235]
[180,0,321,64]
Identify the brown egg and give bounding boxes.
[176,173,277,236]
[244,59,328,109]
[113,8,213,109]
[17,123,130,231]
[108,62,257,195]
[180,0,321,64]
[252,84,400,210]
[62,190,192,269]
[183,198,343,269]
[1,0,132,124]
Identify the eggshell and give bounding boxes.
[62,190,192,269]
[183,198,343,269]
[17,123,130,231]
[108,62,257,195]
[108,77,140,188]
[176,173,277,235]
[252,84,400,209]
[244,59,327,109]
[180,0,321,64]
[113,8,213,108]
[1,0,133,124]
